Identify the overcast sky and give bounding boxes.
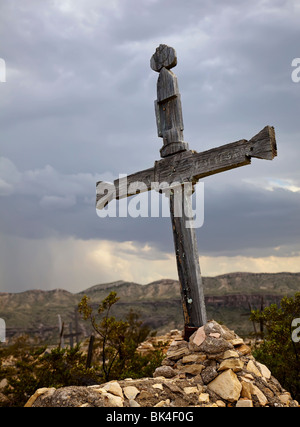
[0,0,300,293]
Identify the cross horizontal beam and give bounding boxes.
[96,125,277,210]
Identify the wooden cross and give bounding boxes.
[96,44,277,339]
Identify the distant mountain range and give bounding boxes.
[1,272,300,343]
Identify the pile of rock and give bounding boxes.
[26,321,299,407]
[156,320,298,407]
[136,329,182,356]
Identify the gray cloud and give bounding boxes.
[1,156,299,258]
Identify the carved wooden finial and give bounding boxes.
[151,44,188,157]
[150,44,177,72]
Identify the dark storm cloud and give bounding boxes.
[1,156,299,260]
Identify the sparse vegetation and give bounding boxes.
[250,293,300,402]
[0,339,96,407]
[2,273,300,341]
[78,291,164,382]
[2,289,300,406]
[0,292,164,407]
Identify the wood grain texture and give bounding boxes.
[157,67,180,102]
[169,186,207,327]
[153,45,189,158]
[150,44,177,72]
[155,126,277,185]
[96,126,277,210]
[248,125,277,160]
[96,168,155,209]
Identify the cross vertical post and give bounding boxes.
[150,44,207,336]
[169,186,207,334]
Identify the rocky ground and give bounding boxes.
[26,320,299,408]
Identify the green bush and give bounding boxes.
[0,292,164,406]
[0,341,97,407]
[250,293,300,401]
[78,291,164,382]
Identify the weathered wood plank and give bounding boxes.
[169,186,207,329]
[248,125,277,160]
[96,167,155,209]
[155,125,277,184]
[96,126,277,210]
[155,139,250,184]
[157,67,180,102]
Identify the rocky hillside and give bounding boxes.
[25,321,299,408]
[81,272,300,299]
[1,272,300,342]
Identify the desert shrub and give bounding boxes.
[78,291,164,382]
[0,292,164,406]
[250,293,300,401]
[0,340,97,407]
